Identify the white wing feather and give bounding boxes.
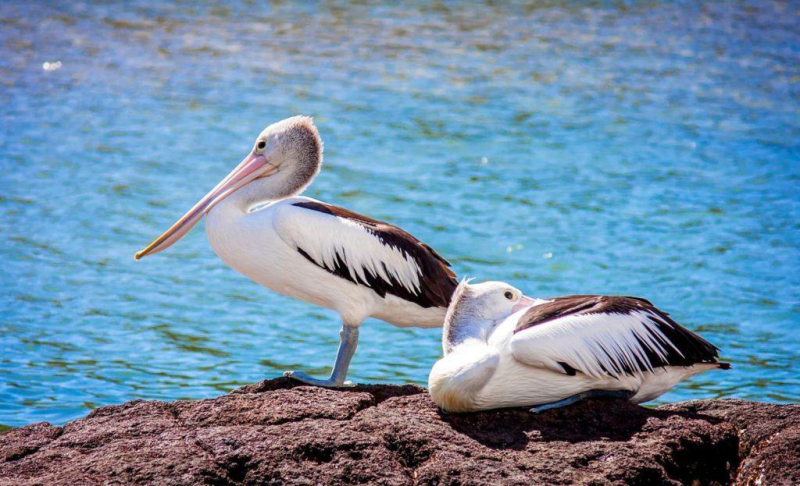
[510,310,684,379]
[272,203,422,293]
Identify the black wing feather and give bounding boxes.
[515,295,728,375]
[292,201,457,309]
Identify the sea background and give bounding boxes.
[0,1,798,427]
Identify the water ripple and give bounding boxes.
[0,0,798,427]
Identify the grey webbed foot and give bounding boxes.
[282,324,359,388]
[529,389,634,414]
[283,370,353,388]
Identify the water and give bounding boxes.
[1,1,798,427]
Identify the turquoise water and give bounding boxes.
[1,1,798,427]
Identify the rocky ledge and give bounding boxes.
[1,378,797,485]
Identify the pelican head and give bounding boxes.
[135,116,322,260]
[442,280,536,353]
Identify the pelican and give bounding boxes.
[135,116,457,387]
[428,280,730,412]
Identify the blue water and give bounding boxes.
[1,1,798,427]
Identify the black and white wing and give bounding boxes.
[273,200,457,309]
[510,295,728,379]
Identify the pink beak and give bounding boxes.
[134,151,277,260]
[512,295,537,313]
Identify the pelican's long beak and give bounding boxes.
[512,295,537,313]
[134,151,277,260]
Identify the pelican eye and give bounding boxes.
[256,140,267,151]
[504,291,515,300]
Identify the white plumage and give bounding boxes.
[205,195,449,328]
[509,310,682,380]
[429,281,729,412]
[136,117,457,387]
[273,203,424,295]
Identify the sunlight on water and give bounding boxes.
[0,0,798,426]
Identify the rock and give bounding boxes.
[0,378,797,485]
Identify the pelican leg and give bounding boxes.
[284,324,359,388]
[529,389,634,414]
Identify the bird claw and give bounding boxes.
[283,370,354,388]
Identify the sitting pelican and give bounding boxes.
[428,280,730,412]
[135,116,457,387]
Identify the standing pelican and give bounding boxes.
[135,116,457,387]
[429,280,730,412]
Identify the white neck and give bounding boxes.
[443,311,490,355]
[211,168,313,216]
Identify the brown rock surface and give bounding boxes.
[0,378,797,485]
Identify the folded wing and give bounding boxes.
[510,295,724,379]
[273,200,457,308]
